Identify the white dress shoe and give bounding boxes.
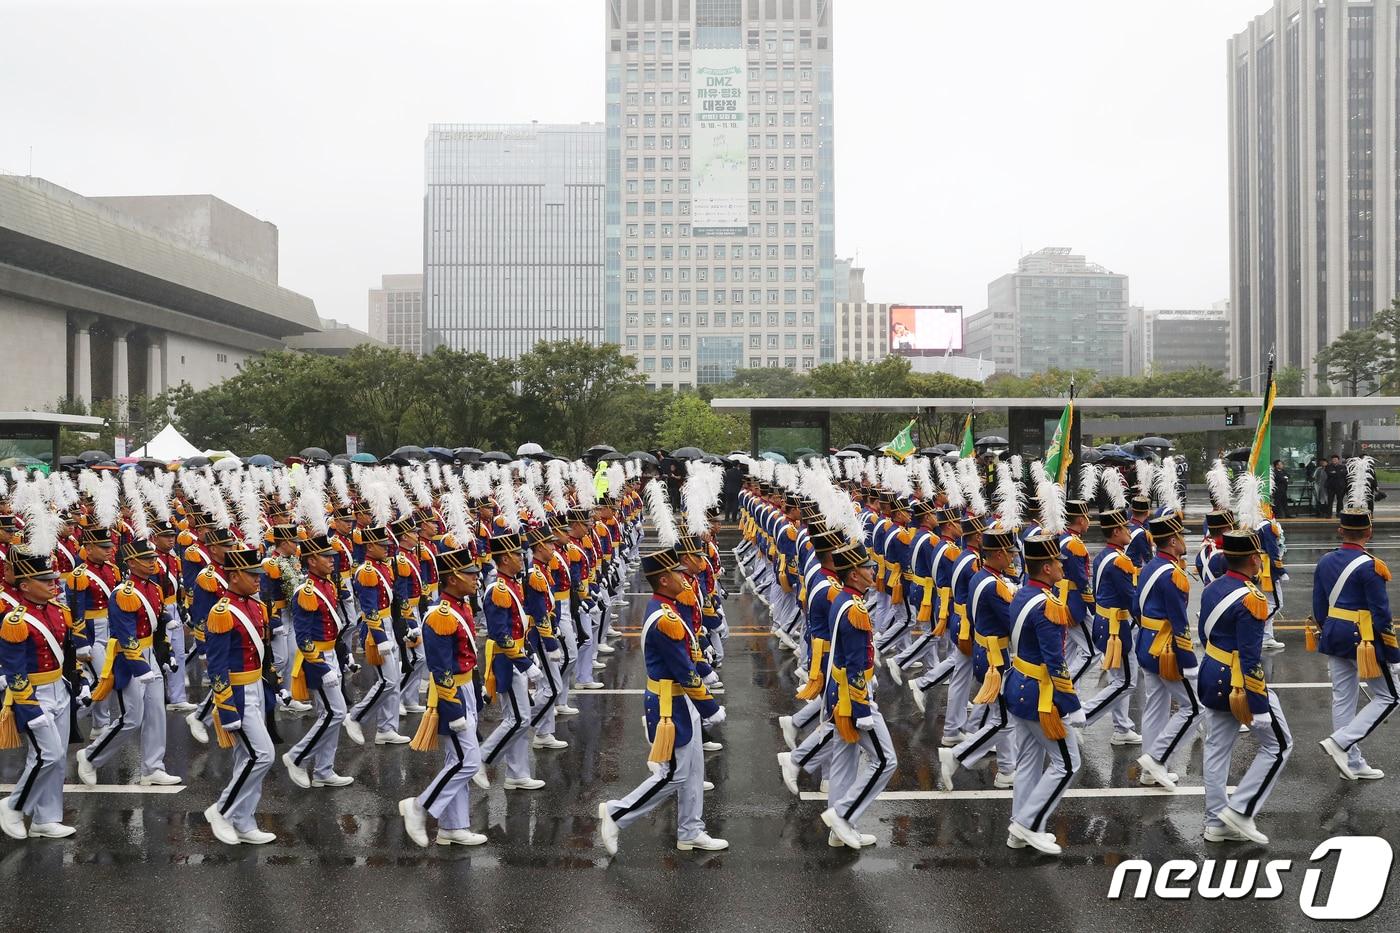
[1135,754,1177,791]
[1319,737,1359,780]
[1110,730,1143,746]
[437,828,488,846]
[820,808,864,849]
[702,780,715,791]
[0,800,27,840]
[555,705,580,716]
[203,805,241,846]
[777,752,800,795]
[939,734,962,748]
[27,822,76,839]
[827,830,876,847]
[343,719,365,746]
[701,740,723,752]
[937,747,957,790]
[282,752,311,789]
[1203,823,1249,843]
[885,657,903,686]
[993,771,1015,789]
[1218,807,1269,845]
[592,660,608,671]
[1354,765,1386,780]
[312,773,355,787]
[574,681,604,690]
[597,643,616,655]
[1005,832,1027,849]
[1008,821,1061,855]
[532,734,569,750]
[1261,637,1285,652]
[236,828,277,845]
[138,770,182,786]
[910,682,928,714]
[503,777,546,790]
[403,703,427,714]
[374,730,411,745]
[778,715,798,750]
[288,700,313,713]
[676,832,729,851]
[186,713,209,745]
[166,702,198,712]
[76,749,97,787]
[472,771,490,790]
[399,797,429,847]
[597,801,620,855]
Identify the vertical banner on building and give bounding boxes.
[113,436,127,459]
[692,47,748,235]
[345,434,359,457]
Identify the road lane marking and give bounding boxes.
[798,786,1222,802]
[0,784,187,795]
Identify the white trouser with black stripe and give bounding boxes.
[83,652,167,777]
[216,685,274,833]
[1082,637,1137,734]
[952,694,1014,773]
[348,642,401,734]
[555,611,578,709]
[606,700,706,841]
[6,681,70,824]
[417,686,480,832]
[88,616,112,731]
[1201,689,1291,831]
[826,706,897,827]
[1141,670,1198,768]
[573,606,599,687]
[164,606,188,704]
[480,671,532,779]
[530,647,563,736]
[1010,717,1081,833]
[1325,654,1398,770]
[287,652,346,779]
[271,612,294,690]
[1064,618,1098,685]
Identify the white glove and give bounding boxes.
[1251,713,1271,728]
[138,670,162,684]
[703,706,727,727]
[321,669,340,689]
[77,646,92,660]
[702,670,721,687]
[1062,708,1087,727]
[0,675,7,693]
[526,661,544,686]
[855,715,877,731]
[449,716,471,733]
[76,683,92,707]
[222,719,243,733]
[546,650,564,665]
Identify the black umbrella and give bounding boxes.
[933,443,959,454]
[671,446,707,460]
[331,453,352,464]
[702,454,726,465]
[58,456,79,471]
[626,450,659,466]
[390,445,429,462]
[425,446,455,463]
[245,454,276,467]
[975,435,1009,447]
[479,451,512,464]
[842,443,874,455]
[137,457,168,471]
[792,447,819,458]
[78,450,108,464]
[182,456,211,469]
[1078,446,1105,464]
[1097,444,1138,463]
[586,444,619,458]
[1136,436,1173,450]
[299,447,332,463]
[453,447,483,464]
[1223,447,1251,462]
[833,449,863,458]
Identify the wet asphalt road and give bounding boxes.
[2,523,1399,933]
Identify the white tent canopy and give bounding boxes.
[131,424,202,460]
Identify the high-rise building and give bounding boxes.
[423,123,606,359]
[833,262,890,361]
[368,274,425,355]
[964,247,1132,378]
[605,0,836,388]
[1139,304,1233,375]
[1229,0,1400,391]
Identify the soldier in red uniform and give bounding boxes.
[71,525,121,732]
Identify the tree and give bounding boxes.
[1315,328,1394,397]
[655,394,747,452]
[1274,365,1305,397]
[516,340,648,456]
[705,366,809,399]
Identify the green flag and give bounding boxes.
[1044,398,1074,485]
[1248,358,1276,500]
[883,419,916,462]
[959,412,975,458]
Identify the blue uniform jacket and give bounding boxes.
[1313,544,1398,664]
[641,595,719,750]
[422,594,478,733]
[1090,545,1138,656]
[1005,580,1081,721]
[824,586,876,729]
[1196,572,1271,715]
[968,566,1016,682]
[1126,520,1153,567]
[1133,553,1197,675]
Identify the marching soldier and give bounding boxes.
[524,525,567,751]
[151,517,195,712]
[1198,530,1291,845]
[1315,496,1397,782]
[77,536,181,787]
[1133,514,1198,789]
[71,524,121,732]
[184,522,235,746]
[400,547,486,847]
[345,519,407,746]
[1057,501,1098,686]
[477,531,545,790]
[1125,496,1154,568]
[596,540,727,855]
[203,545,278,846]
[1004,534,1083,856]
[1080,508,1142,745]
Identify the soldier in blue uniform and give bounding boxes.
[1125,496,1154,568]
[1315,502,1397,781]
[1004,534,1083,856]
[477,531,544,791]
[938,528,1018,790]
[1194,510,1232,584]
[1133,514,1198,789]
[1057,500,1098,685]
[821,540,897,850]
[1080,508,1142,744]
[1197,530,1291,845]
[883,499,942,677]
[906,507,965,708]
[596,544,726,855]
[1254,511,1287,653]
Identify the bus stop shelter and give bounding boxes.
[0,411,105,469]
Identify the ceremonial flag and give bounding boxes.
[1248,352,1276,499]
[883,419,916,462]
[1044,396,1074,485]
[959,412,975,458]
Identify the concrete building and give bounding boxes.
[285,317,384,357]
[833,262,890,362]
[424,124,605,359]
[964,247,1131,378]
[605,0,837,388]
[1229,0,1400,392]
[1140,303,1233,374]
[368,273,424,355]
[0,174,318,419]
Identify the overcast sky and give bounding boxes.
[1,0,1267,330]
